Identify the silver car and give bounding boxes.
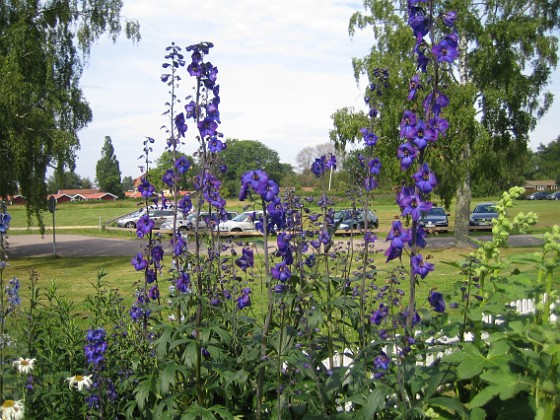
[217,210,263,232]
[116,209,177,229]
[161,211,238,234]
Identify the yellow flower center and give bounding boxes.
[21,360,29,366]
[75,375,84,381]
[2,400,15,408]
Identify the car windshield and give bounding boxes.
[474,205,496,213]
[427,208,445,216]
[232,212,257,222]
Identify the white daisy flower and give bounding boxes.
[12,357,35,374]
[0,399,25,420]
[66,374,93,391]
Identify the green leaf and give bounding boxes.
[133,374,155,411]
[444,341,512,379]
[469,384,501,408]
[428,396,468,419]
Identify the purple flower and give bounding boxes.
[413,163,438,194]
[397,186,433,221]
[428,291,446,313]
[5,277,21,312]
[360,127,378,146]
[374,351,390,371]
[136,215,155,238]
[148,285,160,300]
[441,10,457,27]
[271,261,291,282]
[411,254,435,279]
[423,91,449,116]
[428,116,449,137]
[138,179,154,198]
[178,194,193,216]
[187,60,203,77]
[185,101,196,119]
[241,169,268,193]
[407,74,421,101]
[198,116,218,138]
[412,120,437,151]
[385,221,411,262]
[174,156,191,175]
[311,155,336,177]
[236,288,251,310]
[368,158,381,175]
[131,253,148,271]
[175,113,188,137]
[261,179,279,202]
[84,328,107,366]
[397,142,418,170]
[364,176,378,191]
[151,245,164,266]
[370,303,389,325]
[432,37,459,63]
[162,169,175,187]
[400,111,417,139]
[235,248,254,271]
[175,272,191,293]
[0,212,12,233]
[208,137,226,153]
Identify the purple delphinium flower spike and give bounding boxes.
[413,163,438,194]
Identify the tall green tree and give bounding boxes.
[343,0,559,245]
[147,150,195,193]
[0,1,139,224]
[96,136,122,197]
[534,136,560,182]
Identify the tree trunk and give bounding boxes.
[454,33,472,248]
[454,142,472,248]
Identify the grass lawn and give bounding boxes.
[6,244,544,316]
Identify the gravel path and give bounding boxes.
[4,233,545,258]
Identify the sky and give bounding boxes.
[76,0,560,181]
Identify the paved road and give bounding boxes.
[4,233,545,258]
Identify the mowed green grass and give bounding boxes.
[6,245,544,313]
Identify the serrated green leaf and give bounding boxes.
[133,374,154,411]
[444,341,512,379]
[361,388,386,418]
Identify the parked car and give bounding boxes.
[527,191,550,200]
[333,209,379,230]
[418,207,450,230]
[161,211,238,234]
[469,203,498,227]
[546,191,560,200]
[217,210,263,233]
[116,209,177,229]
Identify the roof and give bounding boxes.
[58,189,101,195]
[524,180,557,186]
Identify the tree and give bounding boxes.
[345,0,559,245]
[295,142,345,173]
[0,1,139,224]
[534,137,560,183]
[46,171,93,194]
[146,150,195,193]
[121,176,134,192]
[219,139,293,197]
[96,136,122,197]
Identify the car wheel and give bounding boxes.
[178,226,189,235]
[231,228,242,232]
[124,221,136,229]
